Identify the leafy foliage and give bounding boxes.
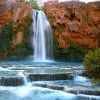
[0,18,32,60]
[53,36,88,62]
[8,42,33,60]
[83,48,100,83]
[8,19,33,60]
[0,22,13,53]
[41,6,45,12]
[29,0,41,10]
[28,0,45,11]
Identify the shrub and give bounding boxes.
[8,42,33,60]
[41,6,45,12]
[29,0,41,10]
[0,18,32,60]
[53,36,88,62]
[83,48,100,83]
[0,22,13,53]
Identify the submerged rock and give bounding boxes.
[34,83,64,90]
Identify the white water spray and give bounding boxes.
[31,10,53,62]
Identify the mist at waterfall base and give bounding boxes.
[31,9,53,62]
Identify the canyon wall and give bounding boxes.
[0,0,32,59]
[0,0,31,44]
[44,1,100,49]
[44,1,100,61]
[1,0,100,61]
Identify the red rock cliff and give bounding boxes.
[0,0,31,44]
[0,0,32,59]
[44,1,100,49]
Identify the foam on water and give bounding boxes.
[0,84,100,100]
[0,61,100,100]
[74,76,92,86]
[0,85,77,100]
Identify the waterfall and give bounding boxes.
[31,10,53,62]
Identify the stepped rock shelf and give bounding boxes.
[0,66,76,85]
[0,61,100,100]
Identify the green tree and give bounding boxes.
[29,0,41,10]
[83,48,100,83]
[41,6,45,12]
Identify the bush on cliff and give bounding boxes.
[0,19,32,60]
[83,48,100,83]
[53,36,88,62]
[29,0,41,10]
[8,41,33,60]
[7,20,33,60]
[0,22,13,53]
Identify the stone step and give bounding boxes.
[0,76,24,86]
[28,73,74,81]
[33,83,100,96]
[65,90,100,96]
[34,83,64,90]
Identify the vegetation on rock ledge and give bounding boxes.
[8,18,33,60]
[53,34,89,62]
[0,22,13,58]
[0,18,33,60]
[28,0,45,11]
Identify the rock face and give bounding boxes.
[44,1,100,49]
[0,0,31,44]
[0,0,32,59]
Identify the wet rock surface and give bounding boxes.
[0,70,25,86]
[65,90,100,96]
[34,83,64,90]
[0,76,24,86]
[0,64,100,98]
[28,73,73,81]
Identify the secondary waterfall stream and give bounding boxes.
[31,10,53,61]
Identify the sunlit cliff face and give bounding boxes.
[44,1,100,49]
[5,0,25,5]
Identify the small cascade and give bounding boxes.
[0,76,24,86]
[19,72,29,85]
[31,9,53,61]
[0,71,29,86]
[0,63,100,100]
[72,71,92,87]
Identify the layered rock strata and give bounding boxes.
[44,1,100,49]
[0,0,31,30]
[0,0,32,59]
[0,0,31,44]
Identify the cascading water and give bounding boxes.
[31,9,53,62]
[0,63,100,100]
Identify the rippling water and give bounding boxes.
[0,61,83,67]
[0,83,100,100]
[0,61,100,100]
